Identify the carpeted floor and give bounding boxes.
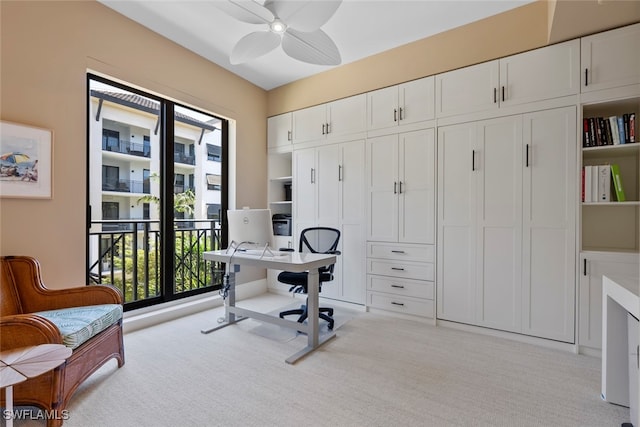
[2,293,630,426]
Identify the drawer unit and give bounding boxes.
[368,275,433,299]
[368,292,435,318]
[367,259,434,281]
[367,242,434,262]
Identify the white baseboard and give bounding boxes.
[123,279,267,333]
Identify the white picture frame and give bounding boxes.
[0,120,53,199]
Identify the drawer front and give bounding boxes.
[367,259,434,281]
[367,242,434,262]
[368,275,433,300]
[368,292,434,318]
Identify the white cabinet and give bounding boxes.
[437,107,576,342]
[267,113,292,151]
[292,140,366,304]
[292,94,366,144]
[435,39,579,118]
[578,251,639,350]
[581,23,640,94]
[367,128,435,244]
[367,76,435,130]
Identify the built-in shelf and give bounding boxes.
[583,201,640,206]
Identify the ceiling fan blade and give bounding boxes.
[215,0,274,25]
[230,31,281,65]
[265,0,342,32]
[282,29,341,66]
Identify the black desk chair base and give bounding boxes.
[279,301,335,330]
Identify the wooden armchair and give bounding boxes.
[0,256,125,427]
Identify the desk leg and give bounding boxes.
[201,267,246,334]
[602,294,631,406]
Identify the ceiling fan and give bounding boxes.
[217,0,343,66]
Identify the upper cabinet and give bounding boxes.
[367,76,435,131]
[292,94,366,144]
[581,23,640,94]
[267,113,292,151]
[436,39,580,118]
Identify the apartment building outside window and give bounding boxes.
[87,75,227,310]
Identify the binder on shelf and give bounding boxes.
[598,164,611,202]
[584,166,593,202]
[610,164,626,202]
[591,165,598,202]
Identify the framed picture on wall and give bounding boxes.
[0,120,53,199]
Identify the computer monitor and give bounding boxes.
[226,208,274,249]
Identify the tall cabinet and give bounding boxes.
[577,23,640,353]
[437,107,576,342]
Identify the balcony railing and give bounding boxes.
[103,178,149,194]
[89,219,224,308]
[174,152,195,165]
[103,139,151,158]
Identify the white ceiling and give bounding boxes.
[99,0,535,91]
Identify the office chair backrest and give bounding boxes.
[299,227,340,277]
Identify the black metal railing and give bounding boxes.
[174,152,195,165]
[102,178,149,194]
[102,139,151,158]
[89,219,223,308]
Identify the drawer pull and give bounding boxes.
[391,250,405,254]
[391,302,404,306]
[391,284,405,289]
[391,267,405,271]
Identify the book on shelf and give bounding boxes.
[610,163,626,202]
[583,112,637,147]
[598,164,611,202]
[584,166,592,202]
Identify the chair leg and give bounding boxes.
[319,312,334,330]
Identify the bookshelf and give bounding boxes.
[581,97,639,253]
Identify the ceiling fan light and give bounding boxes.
[270,19,287,34]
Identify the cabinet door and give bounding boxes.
[437,123,477,323]
[475,116,523,332]
[293,104,326,144]
[327,94,366,138]
[293,148,317,228]
[521,107,576,342]
[267,113,292,149]
[435,60,499,118]
[367,134,399,242]
[399,76,435,125]
[578,252,639,350]
[367,86,398,131]
[398,128,435,244]
[500,39,580,107]
[581,23,640,93]
[316,144,341,226]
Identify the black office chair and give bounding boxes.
[278,227,341,330]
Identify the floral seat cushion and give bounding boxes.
[35,304,123,350]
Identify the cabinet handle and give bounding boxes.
[502,86,505,102]
[321,124,326,135]
[391,250,405,254]
[399,107,404,121]
[525,144,530,167]
[472,150,475,171]
[394,181,397,194]
[583,258,587,276]
[326,122,330,134]
[311,168,315,184]
[391,302,405,306]
[637,345,639,369]
[494,87,497,104]
[585,68,588,87]
[399,181,403,194]
[391,267,405,271]
[394,108,398,122]
[338,165,342,181]
[287,130,291,141]
[391,284,405,289]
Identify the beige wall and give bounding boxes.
[267,0,640,116]
[0,1,268,288]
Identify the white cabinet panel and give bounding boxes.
[435,61,499,118]
[581,23,640,93]
[367,76,434,130]
[293,95,366,144]
[267,113,292,150]
[293,104,326,144]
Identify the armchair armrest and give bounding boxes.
[279,248,295,252]
[0,314,63,349]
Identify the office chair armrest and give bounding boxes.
[327,250,341,255]
[278,248,295,252]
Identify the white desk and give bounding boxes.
[201,250,336,364]
[602,275,640,426]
